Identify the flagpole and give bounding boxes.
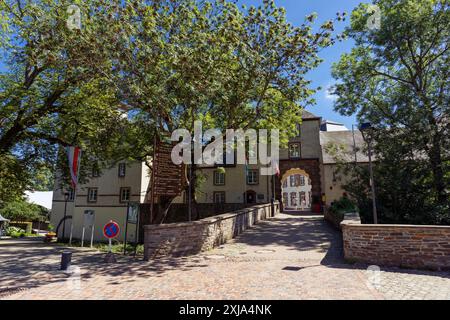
[66,146,81,246]
[272,160,280,216]
[272,174,275,202]
[69,186,76,245]
[243,157,248,206]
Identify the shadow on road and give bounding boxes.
[1,214,449,298]
[0,238,213,297]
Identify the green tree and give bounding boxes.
[112,0,340,221]
[331,0,449,223]
[0,198,49,222]
[115,0,340,140]
[0,0,142,202]
[1,0,342,219]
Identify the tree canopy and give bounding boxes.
[0,198,49,222]
[1,0,340,206]
[0,0,149,199]
[331,0,449,223]
[114,0,340,143]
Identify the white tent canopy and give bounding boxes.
[25,191,53,211]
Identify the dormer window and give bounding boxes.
[296,124,301,136]
[118,163,126,177]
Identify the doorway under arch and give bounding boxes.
[281,168,312,211]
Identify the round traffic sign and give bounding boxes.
[103,221,120,239]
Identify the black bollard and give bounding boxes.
[60,251,72,270]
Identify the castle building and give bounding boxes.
[51,111,367,241]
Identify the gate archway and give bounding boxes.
[281,168,312,211]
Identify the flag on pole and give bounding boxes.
[67,146,82,188]
[243,154,249,204]
[273,159,280,177]
[244,155,249,176]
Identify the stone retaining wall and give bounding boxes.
[341,216,450,271]
[144,202,280,260]
[324,209,347,229]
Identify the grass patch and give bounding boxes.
[5,226,40,238]
[56,240,144,256]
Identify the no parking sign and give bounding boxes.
[103,220,120,261]
[103,220,120,239]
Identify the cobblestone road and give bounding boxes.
[1,213,449,300]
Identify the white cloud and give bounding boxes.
[324,83,338,101]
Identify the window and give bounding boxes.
[283,180,288,188]
[289,143,301,159]
[290,175,295,187]
[296,124,301,136]
[87,188,98,203]
[92,167,100,177]
[300,192,306,203]
[247,170,259,185]
[290,192,297,206]
[214,192,226,204]
[118,163,126,177]
[120,187,131,203]
[283,192,288,205]
[294,175,301,186]
[66,188,75,202]
[213,170,225,186]
[300,175,305,186]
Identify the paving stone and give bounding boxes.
[1,213,449,300]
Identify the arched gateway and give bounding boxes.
[274,159,322,213]
[281,169,312,211]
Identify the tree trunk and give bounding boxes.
[428,134,447,204]
[154,196,175,224]
[191,164,201,220]
[0,123,24,154]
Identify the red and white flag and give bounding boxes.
[66,146,82,188]
[273,160,280,177]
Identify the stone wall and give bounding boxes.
[341,216,450,271]
[324,210,359,230]
[324,209,343,229]
[144,202,280,260]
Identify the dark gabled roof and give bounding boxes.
[321,120,344,126]
[302,110,320,120]
[320,130,370,164]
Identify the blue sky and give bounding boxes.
[240,0,369,129]
[0,0,368,129]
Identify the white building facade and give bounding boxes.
[51,111,368,241]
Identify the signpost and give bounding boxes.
[149,135,186,223]
[123,202,140,256]
[81,210,95,248]
[152,137,185,197]
[103,220,120,263]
